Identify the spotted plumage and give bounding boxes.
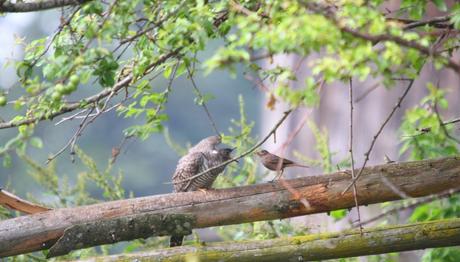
[172,148,233,192]
[170,144,234,247]
[187,135,221,154]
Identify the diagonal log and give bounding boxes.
[79,218,460,262]
[1,157,460,257]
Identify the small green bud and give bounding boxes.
[0,96,7,107]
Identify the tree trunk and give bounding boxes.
[80,218,460,262]
[1,157,459,257]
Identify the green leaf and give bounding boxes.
[330,209,348,221]
[3,154,12,168]
[30,137,43,149]
[432,0,448,11]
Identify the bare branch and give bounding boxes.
[342,78,416,194]
[402,15,452,30]
[186,64,220,136]
[0,49,180,130]
[355,187,460,228]
[303,2,460,73]
[348,78,363,234]
[354,81,380,103]
[443,117,460,125]
[433,102,460,144]
[380,175,411,199]
[45,107,95,164]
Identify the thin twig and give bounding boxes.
[46,107,95,164]
[275,111,311,209]
[348,78,363,234]
[353,187,460,228]
[186,65,220,136]
[380,175,410,198]
[30,7,81,68]
[170,109,293,184]
[68,90,119,158]
[402,15,452,30]
[244,73,269,92]
[354,81,380,103]
[56,97,132,125]
[48,88,130,163]
[55,109,89,125]
[433,102,460,144]
[109,135,134,164]
[443,117,460,125]
[154,62,178,114]
[342,77,416,194]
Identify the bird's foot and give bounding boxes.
[271,175,283,182]
[271,170,284,182]
[198,188,208,194]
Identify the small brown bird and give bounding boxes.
[170,147,234,247]
[255,149,309,180]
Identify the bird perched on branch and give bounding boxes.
[170,136,234,247]
[172,147,234,192]
[255,149,309,180]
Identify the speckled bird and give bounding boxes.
[170,147,234,247]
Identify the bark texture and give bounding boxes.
[47,213,194,258]
[80,218,460,262]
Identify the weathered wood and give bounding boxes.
[0,189,51,214]
[1,157,459,257]
[81,218,460,262]
[47,213,194,258]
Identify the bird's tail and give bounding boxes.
[290,163,309,169]
[170,235,184,247]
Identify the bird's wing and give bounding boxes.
[188,136,220,154]
[172,152,205,192]
[267,154,294,166]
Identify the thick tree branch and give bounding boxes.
[0,157,459,257]
[81,218,460,262]
[338,26,460,72]
[0,0,89,13]
[47,213,194,258]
